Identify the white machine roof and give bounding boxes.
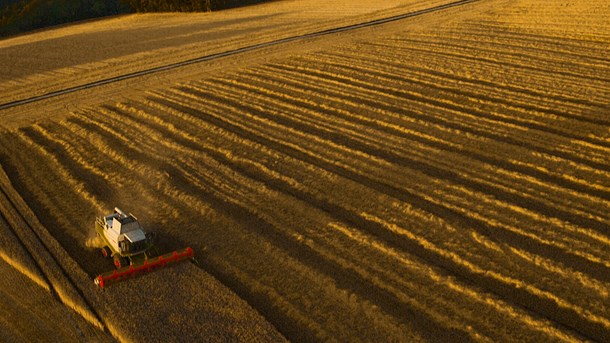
[106,210,146,242]
[123,230,146,243]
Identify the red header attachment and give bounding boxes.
[95,247,194,288]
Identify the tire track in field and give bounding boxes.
[0,192,52,290]
[0,192,92,342]
[0,162,107,334]
[0,0,481,112]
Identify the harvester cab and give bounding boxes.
[98,208,154,267]
[94,207,194,288]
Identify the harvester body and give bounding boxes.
[94,207,194,288]
[95,207,154,268]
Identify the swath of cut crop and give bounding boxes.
[0,0,608,341]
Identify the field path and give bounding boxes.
[0,0,463,108]
[0,0,478,111]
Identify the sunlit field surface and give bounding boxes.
[0,0,608,341]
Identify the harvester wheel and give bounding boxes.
[101,247,111,259]
[114,256,123,269]
[114,256,130,269]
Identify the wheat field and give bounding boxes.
[0,0,609,341]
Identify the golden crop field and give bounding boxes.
[0,0,608,341]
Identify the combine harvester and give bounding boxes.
[94,208,194,288]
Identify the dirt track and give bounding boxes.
[0,0,609,341]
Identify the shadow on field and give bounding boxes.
[2,12,284,78]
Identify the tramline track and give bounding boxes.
[0,0,479,111]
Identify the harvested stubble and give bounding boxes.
[0,0,609,341]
